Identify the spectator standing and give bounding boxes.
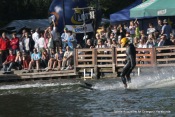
[124,23,130,33]
[147,22,156,35]
[112,25,117,37]
[10,33,19,54]
[106,27,112,39]
[129,20,136,39]
[47,32,54,53]
[135,21,140,39]
[44,29,50,50]
[117,24,126,40]
[32,28,40,50]
[156,19,163,34]
[67,31,77,50]
[61,27,69,51]
[19,29,27,52]
[49,20,60,51]
[20,29,27,41]
[23,32,34,55]
[100,26,107,41]
[0,32,10,63]
[161,19,172,40]
[38,32,45,53]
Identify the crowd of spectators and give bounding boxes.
[0,20,75,73]
[90,19,174,50]
[0,18,174,73]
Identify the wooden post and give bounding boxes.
[74,48,77,74]
[138,67,141,76]
[112,47,116,73]
[93,48,98,79]
[152,47,157,67]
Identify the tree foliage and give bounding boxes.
[0,0,52,26]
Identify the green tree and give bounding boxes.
[0,0,52,27]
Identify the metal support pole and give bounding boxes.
[138,67,141,76]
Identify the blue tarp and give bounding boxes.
[110,0,142,24]
[0,19,50,33]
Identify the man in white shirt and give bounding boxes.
[38,32,45,52]
[32,28,40,51]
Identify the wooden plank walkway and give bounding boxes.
[0,69,77,81]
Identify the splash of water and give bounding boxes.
[93,67,175,90]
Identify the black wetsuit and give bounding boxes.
[121,43,136,84]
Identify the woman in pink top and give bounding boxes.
[44,30,49,49]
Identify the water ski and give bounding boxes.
[80,82,94,90]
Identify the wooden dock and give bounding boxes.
[0,70,77,82]
[0,46,175,82]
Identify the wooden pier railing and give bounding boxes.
[74,46,175,76]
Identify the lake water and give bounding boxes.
[0,67,175,117]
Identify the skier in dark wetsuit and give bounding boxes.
[120,37,136,88]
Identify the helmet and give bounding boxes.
[120,37,129,47]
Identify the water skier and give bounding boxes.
[120,38,136,88]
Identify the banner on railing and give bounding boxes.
[65,23,93,33]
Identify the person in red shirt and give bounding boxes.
[10,32,19,54]
[0,32,10,63]
[2,50,16,73]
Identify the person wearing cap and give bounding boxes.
[120,37,136,88]
[161,19,172,40]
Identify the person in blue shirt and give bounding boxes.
[67,31,77,50]
[61,28,69,51]
[27,48,41,72]
[161,19,172,40]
